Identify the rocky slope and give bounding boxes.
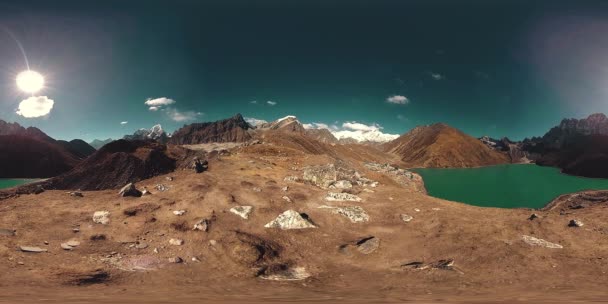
[0,120,93,178]
[124,124,169,144]
[169,114,252,145]
[89,138,114,149]
[385,123,510,168]
[45,140,199,190]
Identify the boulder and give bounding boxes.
[264,210,316,229]
[522,235,563,249]
[318,205,369,223]
[356,237,380,254]
[68,191,83,197]
[168,257,183,263]
[302,164,337,189]
[33,185,44,195]
[325,192,362,202]
[331,180,353,189]
[118,183,142,197]
[19,246,47,253]
[230,206,253,219]
[0,229,16,236]
[400,214,413,222]
[172,210,187,216]
[193,158,208,173]
[169,238,184,246]
[528,213,539,220]
[92,211,110,225]
[568,219,584,227]
[193,219,209,232]
[258,265,311,281]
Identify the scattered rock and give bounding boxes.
[331,180,353,189]
[230,206,253,219]
[61,243,75,250]
[258,265,311,281]
[252,187,262,192]
[142,188,151,196]
[72,228,80,233]
[192,257,201,262]
[356,236,380,254]
[169,238,184,246]
[568,219,584,227]
[414,208,420,212]
[92,211,110,225]
[166,176,174,181]
[168,257,183,263]
[20,246,47,253]
[193,158,209,173]
[362,188,375,193]
[264,210,316,229]
[528,213,539,220]
[135,242,149,249]
[66,240,80,247]
[68,191,83,197]
[318,205,369,223]
[325,192,362,202]
[281,186,289,192]
[282,196,292,203]
[400,214,413,222]
[283,176,299,182]
[402,259,460,273]
[90,234,106,241]
[0,229,16,236]
[33,185,44,194]
[119,183,143,197]
[522,235,563,249]
[173,210,187,216]
[193,219,210,232]
[155,184,169,192]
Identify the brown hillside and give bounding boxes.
[384,123,510,168]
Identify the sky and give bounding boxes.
[2,0,608,142]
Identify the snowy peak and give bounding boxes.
[259,115,305,132]
[124,124,169,143]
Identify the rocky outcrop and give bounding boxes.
[318,205,369,223]
[264,210,316,229]
[521,235,563,249]
[325,192,362,202]
[169,114,252,145]
[385,123,510,168]
[118,183,142,197]
[230,206,253,219]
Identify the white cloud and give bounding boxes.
[145,97,175,111]
[16,96,54,118]
[303,122,331,130]
[120,121,128,125]
[245,117,267,127]
[342,121,381,132]
[267,100,277,106]
[397,114,407,121]
[386,95,409,104]
[166,108,202,122]
[250,100,258,104]
[149,106,160,111]
[300,118,398,143]
[430,72,444,80]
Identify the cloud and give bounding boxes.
[245,117,267,127]
[16,96,54,118]
[397,114,407,121]
[429,72,444,80]
[300,119,397,143]
[267,100,277,106]
[166,108,202,122]
[303,122,331,130]
[120,121,128,125]
[342,121,381,132]
[386,95,409,104]
[250,100,258,104]
[145,97,175,111]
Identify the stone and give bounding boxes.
[119,183,142,197]
[192,257,201,262]
[193,219,209,232]
[135,242,149,249]
[356,237,380,254]
[332,180,353,189]
[264,210,316,229]
[414,208,421,212]
[325,192,362,202]
[282,196,292,203]
[61,243,74,250]
[173,210,187,216]
[20,246,47,253]
[92,211,110,225]
[142,188,151,196]
[400,214,413,222]
[166,176,174,181]
[0,229,16,236]
[66,240,80,247]
[318,205,369,223]
[259,266,311,281]
[282,186,289,192]
[568,219,584,227]
[283,176,299,182]
[528,213,539,220]
[155,184,169,192]
[193,158,208,173]
[168,257,183,263]
[230,206,253,219]
[362,188,375,193]
[169,238,184,246]
[522,235,563,249]
[33,185,44,194]
[252,187,262,192]
[69,191,83,197]
[302,164,337,189]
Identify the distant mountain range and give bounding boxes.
[89,138,114,149]
[0,120,95,178]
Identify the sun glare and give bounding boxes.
[16,70,44,93]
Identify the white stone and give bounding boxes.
[282,196,292,203]
[230,206,253,219]
[264,210,316,229]
[325,192,362,202]
[169,238,184,246]
[173,210,186,216]
[522,235,563,249]
[259,266,311,281]
[92,211,110,225]
[318,205,369,223]
[400,214,413,222]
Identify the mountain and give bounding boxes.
[169,114,252,145]
[541,113,608,150]
[384,123,510,168]
[124,124,169,144]
[479,136,536,163]
[0,120,91,178]
[46,139,200,190]
[258,116,306,133]
[89,138,114,149]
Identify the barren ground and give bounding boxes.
[1,145,608,303]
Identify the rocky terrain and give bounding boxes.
[124,124,169,144]
[385,123,510,168]
[169,114,252,145]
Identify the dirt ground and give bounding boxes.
[2,146,608,303]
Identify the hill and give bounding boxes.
[169,114,252,145]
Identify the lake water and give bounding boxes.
[414,164,608,209]
[0,179,39,190]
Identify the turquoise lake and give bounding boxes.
[414,164,608,209]
[0,179,40,190]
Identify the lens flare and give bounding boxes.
[16,70,44,93]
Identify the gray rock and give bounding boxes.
[135,242,149,249]
[332,180,353,189]
[169,238,184,246]
[318,205,369,223]
[528,213,539,220]
[193,219,209,232]
[168,257,183,263]
[92,211,110,225]
[356,237,380,254]
[119,183,142,197]
[230,206,253,219]
[264,210,316,229]
[568,219,584,227]
[522,235,563,249]
[259,266,311,281]
[68,191,83,197]
[20,246,47,253]
[0,229,16,236]
[155,184,169,192]
[400,214,413,222]
[325,192,362,202]
[252,187,262,192]
[302,164,337,189]
[282,196,292,203]
[172,210,187,216]
[193,158,208,173]
[33,185,44,194]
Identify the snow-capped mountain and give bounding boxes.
[123,124,169,143]
[332,129,399,143]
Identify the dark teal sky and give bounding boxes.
[1,0,608,141]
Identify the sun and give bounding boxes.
[16,70,44,93]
